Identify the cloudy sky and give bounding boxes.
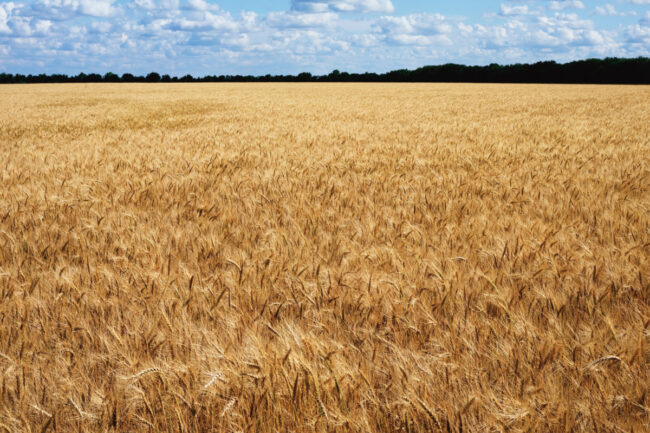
[0,0,648,75]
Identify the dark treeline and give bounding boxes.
[1,57,649,84]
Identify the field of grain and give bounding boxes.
[0,83,648,432]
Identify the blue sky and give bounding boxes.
[0,0,648,74]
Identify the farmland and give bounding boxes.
[0,83,648,432]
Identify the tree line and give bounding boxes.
[1,57,648,84]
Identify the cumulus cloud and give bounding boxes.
[624,24,650,43]
[548,1,585,11]
[470,9,622,59]
[80,0,115,16]
[0,2,16,34]
[536,13,593,31]
[1,2,55,36]
[373,13,453,45]
[89,20,111,32]
[29,0,118,19]
[640,11,650,26]
[499,4,531,16]
[291,0,394,13]
[166,11,238,32]
[184,0,219,12]
[131,0,178,11]
[595,4,636,16]
[266,11,338,29]
[0,0,648,75]
[133,0,155,10]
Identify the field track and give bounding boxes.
[0,83,649,432]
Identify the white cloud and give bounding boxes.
[266,11,338,28]
[184,0,219,12]
[34,18,52,32]
[458,22,473,34]
[548,1,585,11]
[240,11,257,30]
[595,4,636,17]
[1,0,647,75]
[376,13,452,35]
[624,24,650,43]
[90,20,111,32]
[80,0,115,17]
[32,0,118,18]
[499,4,530,16]
[0,3,54,36]
[536,13,593,31]
[374,13,453,45]
[157,0,179,10]
[0,3,17,34]
[291,0,394,13]
[470,9,622,57]
[133,0,155,10]
[388,33,450,45]
[640,11,650,26]
[167,11,238,32]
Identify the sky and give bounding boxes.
[0,0,648,75]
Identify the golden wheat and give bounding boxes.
[0,83,648,432]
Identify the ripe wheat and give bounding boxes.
[0,83,648,432]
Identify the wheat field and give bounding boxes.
[0,83,648,432]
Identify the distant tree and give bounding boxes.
[297,72,312,82]
[328,69,341,81]
[0,57,649,84]
[104,72,120,82]
[0,73,12,83]
[146,72,161,82]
